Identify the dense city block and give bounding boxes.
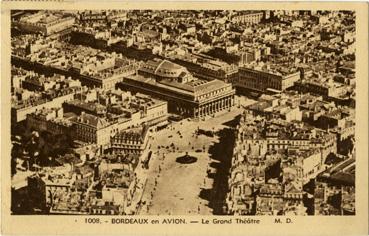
[11,10,355,215]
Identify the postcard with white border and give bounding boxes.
[1,1,368,235]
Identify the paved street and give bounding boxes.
[139,97,256,215]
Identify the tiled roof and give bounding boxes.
[73,112,108,128]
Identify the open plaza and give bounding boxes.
[139,97,256,215]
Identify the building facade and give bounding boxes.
[16,12,75,36]
[119,59,235,118]
[231,11,264,24]
[109,126,150,155]
[71,112,111,146]
[235,67,300,93]
[11,89,76,123]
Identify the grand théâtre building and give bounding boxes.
[118,59,236,118]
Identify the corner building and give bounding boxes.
[119,59,235,118]
[236,67,300,93]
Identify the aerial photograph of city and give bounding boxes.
[10,10,356,216]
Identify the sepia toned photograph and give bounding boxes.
[9,9,359,217]
[2,1,369,235]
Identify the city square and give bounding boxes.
[140,100,255,215]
